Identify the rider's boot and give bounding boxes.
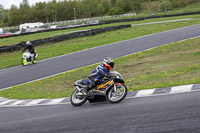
[32,53,37,64]
[33,54,36,60]
[83,85,89,93]
[83,84,93,93]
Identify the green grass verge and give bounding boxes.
[1,36,200,99]
[1,14,200,47]
[1,18,200,70]
[138,1,200,15]
[99,1,200,22]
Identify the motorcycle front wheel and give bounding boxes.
[106,85,127,103]
[70,89,87,106]
[22,58,27,66]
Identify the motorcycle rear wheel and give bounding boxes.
[70,89,87,106]
[106,85,127,103]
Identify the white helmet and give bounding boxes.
[103,57,114,70]
[26,41,32,46]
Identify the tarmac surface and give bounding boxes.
[0,90,199,133]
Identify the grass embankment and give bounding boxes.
[100,2,200,21]
[139,1,200,15]
[0,18,200,70]
[1,37,200,99]
[1,14,200,47]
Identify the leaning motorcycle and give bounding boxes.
[70,71,128,106]
[22,51,38,66]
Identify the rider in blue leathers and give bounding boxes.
[84,57,114,92]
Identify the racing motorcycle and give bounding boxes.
[22,51,38,66]
[70,71,128,106]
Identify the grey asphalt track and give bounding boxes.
[1,24,200,90]
[0,91,199,133]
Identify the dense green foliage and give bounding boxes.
[0,0,200,27]
[159,0,173,12]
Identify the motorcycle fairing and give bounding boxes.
[92,80,114,95]
[97,80,114,89]
[89,80,115,103]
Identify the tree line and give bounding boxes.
[0,0,199,27]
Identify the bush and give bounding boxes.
[160,0,173,12]
[170,0,186,8]
[184,0,200,5]
[108,8,125,15]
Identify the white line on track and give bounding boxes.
[131,18,199,26]
[46,98,66,105]
[0,88,200,108]
[0,100,15,105]
[0,102,70,108]
[135,89,155,97]
[10,100,24,105]
[126,89,200,99]
[25,99,45,106]
[170,84,193,93]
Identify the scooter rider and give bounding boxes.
[21,41,36,60]
[83,57,114,93]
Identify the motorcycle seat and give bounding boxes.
[74,79,87,87]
